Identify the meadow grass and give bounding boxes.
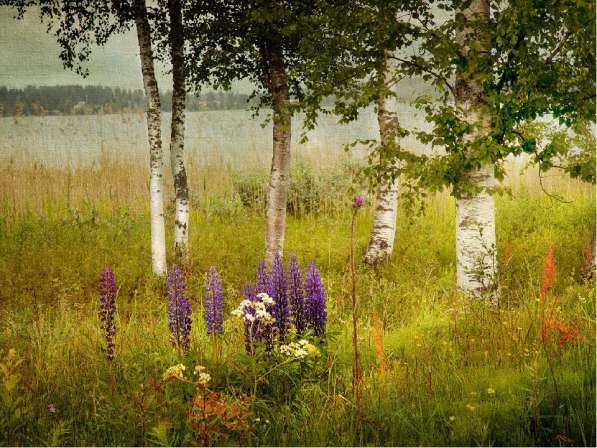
[0,160,594,446]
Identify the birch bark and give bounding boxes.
[134,0,167,276]
[264,42,292,266]
[168,0,190,262]
[454,0,498,298]
[364,55,400,264]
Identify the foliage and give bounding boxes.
[361,0,596,199]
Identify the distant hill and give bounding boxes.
[0,85,254,116]
[0,78,435,117]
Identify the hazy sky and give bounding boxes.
[0,6,252,92]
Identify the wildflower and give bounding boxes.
[197,372,211,386]
[232,289,275,354]
[98,267,117,361]
[194,365,206,375]
[487,388,495,395]
[167,265,193,352]
[466,404,476,412]
[205,267,224,336]
[448,415,456,422]
[271,253,290,342]
[255,261,275,353]
[540,245,555,304]
[305,262,326,338]
[304,342,320,357]
[47,404,56,414]
[242,285,258,354]
[287,256,306,334]
[258,292,275,306]
[353,195,365,208]
[163,364,186,382]
[279,341,309,359]
[255,261,271,295]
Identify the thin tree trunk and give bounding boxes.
[364,54,400,264]
[134,0,167,276]
[454,0,497,298]
[168,0,190,262]
[264,42,291,266]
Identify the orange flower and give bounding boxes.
[540,245,556,306]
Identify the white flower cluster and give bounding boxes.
[163,364,211,386]
[194,365,211,385]
[163,363,186,381]
[279,339,310,359]
[231,293,276,324]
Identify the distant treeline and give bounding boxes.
[0,85,253,116]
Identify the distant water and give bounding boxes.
[0,105,431,168]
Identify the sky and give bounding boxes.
[0,6,253,92]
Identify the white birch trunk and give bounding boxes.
[365,55,400,264]
[455,166,497,295]
[455,0,497,298]
[264,42,291,266]
[134,0,167,276]
[168,0,190,262]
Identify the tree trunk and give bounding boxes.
[364,55,400,264]
[454,0,498,298]
[264,43,291,266]
[134,0,167,276]
[168,0,190,262]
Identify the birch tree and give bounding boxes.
[452,0,497,297]
[377,0,595,298]
[134,0,167,276]
[364,54,401,264]
[8,0,170,275]
[297,0,430,265]
[185,0,325,265]
[166,0,190,261]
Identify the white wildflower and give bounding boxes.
[197,372,211,385]
[163,363,186,381]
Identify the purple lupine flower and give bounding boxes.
[305,262,327,338]
[242,285,258,354]
[270,253,290,342]
[98,267,117,361]
[205,267,224,335]
[287,256,306,334]
[256,261,271,295]
[167,265,193,352]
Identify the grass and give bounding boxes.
[0,159,594,446]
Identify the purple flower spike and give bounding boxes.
[353,195,365,208]
[305,262,326,338]
[99,267,117,361]
[205,267,224,336]
[256,261,271,295]
[287,256,306,334]
[270,253,289,342]
[167,265,192,352]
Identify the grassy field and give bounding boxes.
[0,160,594,446]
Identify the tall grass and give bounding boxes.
[0,156,594,446]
